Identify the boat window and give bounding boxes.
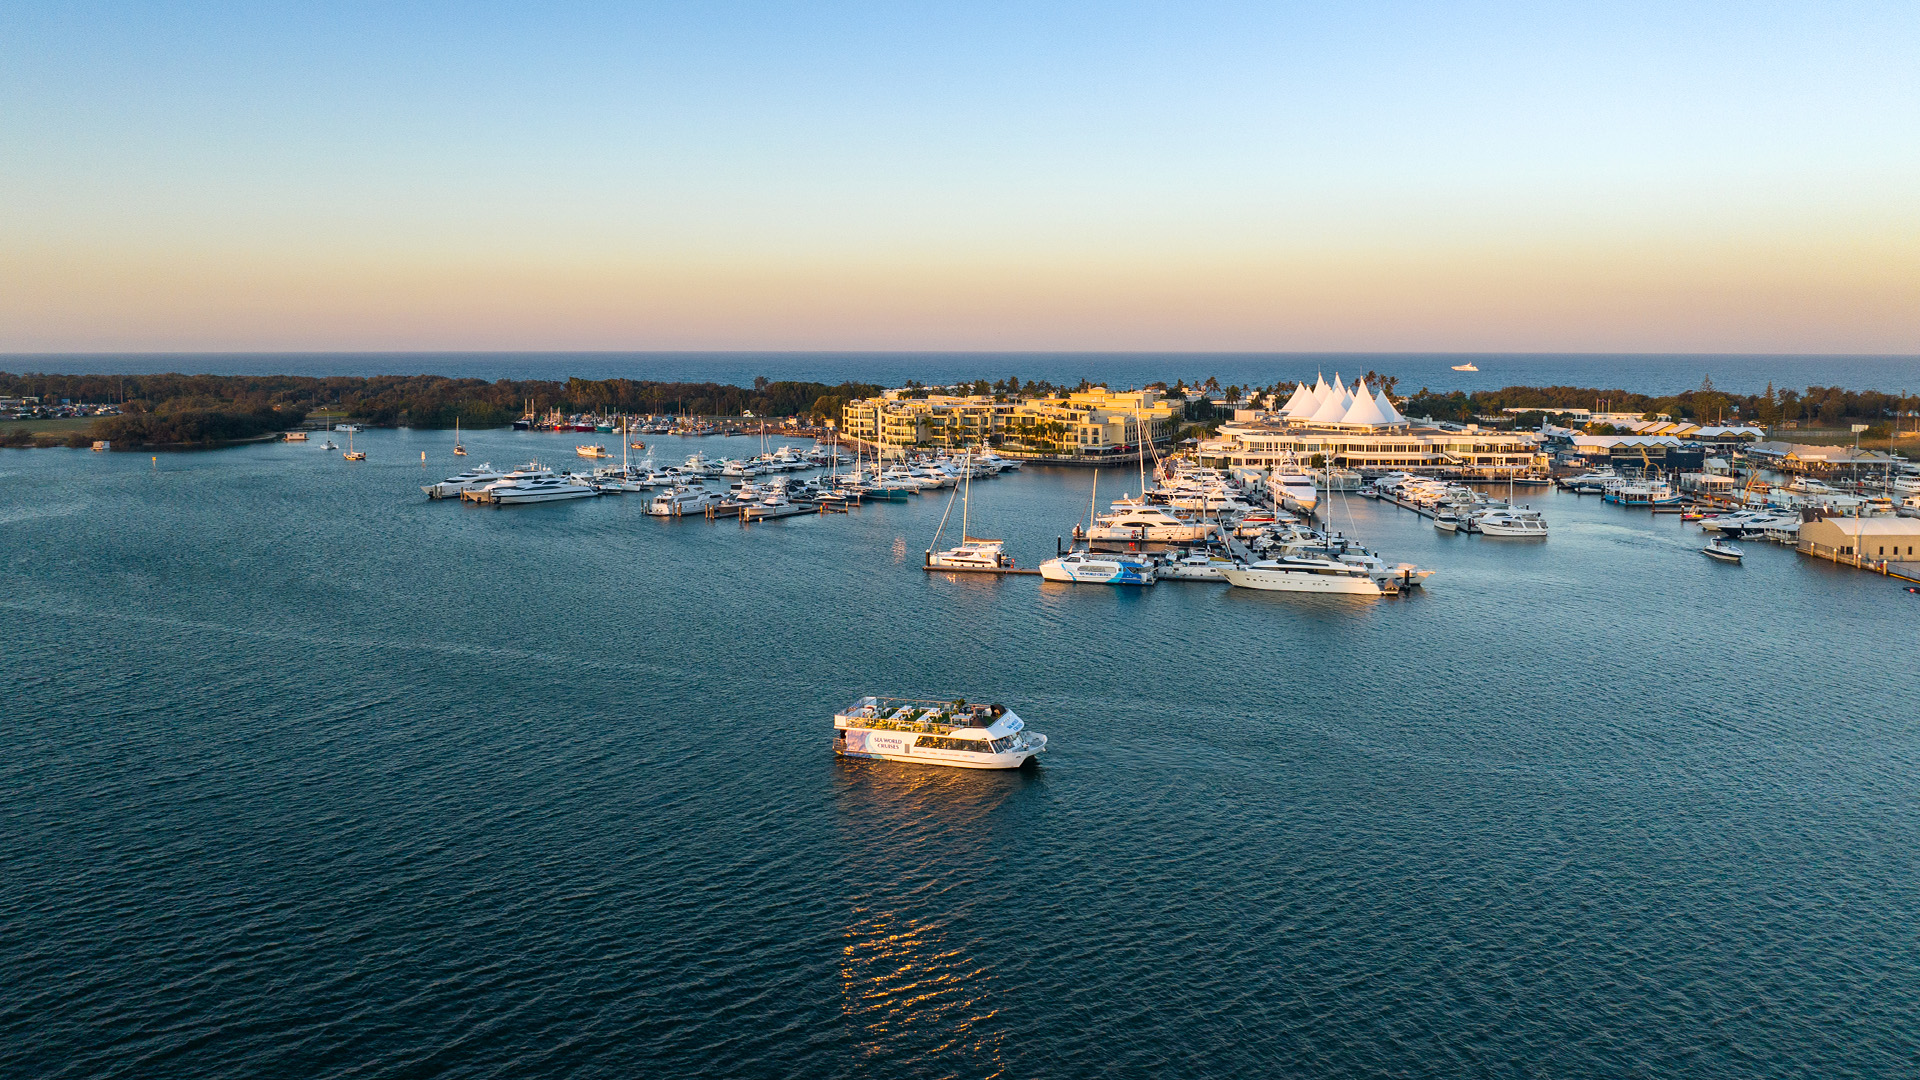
[915,735,987,753]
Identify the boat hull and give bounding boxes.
[1222,566,1382,595]
[835,730,1045,770]
[493,489,595,504]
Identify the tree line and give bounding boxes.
[0,372,884,447]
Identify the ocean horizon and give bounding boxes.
[4,351,1918,398]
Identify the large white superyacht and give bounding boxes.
[834,697,1047,769]
[422,463,506,499]
[484,466,597,505]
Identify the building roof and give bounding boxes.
[1570,434,1684,449]
[1748,441,1901,464]
[1280,381,1318,419]
[1340,382,1391,426]
[1308,379,1353,424]
[1804,516,1920,537]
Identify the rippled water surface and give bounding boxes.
[4,431,1917,1078]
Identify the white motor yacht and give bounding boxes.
[647,486,724,516]
[834,697,1046,770]
[1038,551,1156,585]
[1085,505,1216,543]
[1270,463,1319,513]
[1222,555,1384,595]
[1473,509,1548,537]
[484,466,597,505]
[1156,552,1235,580]
[422,462,506,499]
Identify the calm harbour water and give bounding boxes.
[4,431,1918,1078]
[8,351,1920,396]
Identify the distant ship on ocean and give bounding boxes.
[1451,362,1479,371]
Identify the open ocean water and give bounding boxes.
[3,430,1918,1078]
[6,351,1920,396]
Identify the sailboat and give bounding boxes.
[343,427,366,461]
[926,450,1014,570]
[453,417,466,456]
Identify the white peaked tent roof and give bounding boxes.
[1280,381,1319,418]
[1308,378,1354,423]
[1340,382,1391,426]
[1377,389,1407,425]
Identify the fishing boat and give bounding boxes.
[834,697,1046,770]
[1702,538,1745,563]
[1222,555,1383,595]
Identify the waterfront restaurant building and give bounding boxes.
[1196,375,1547,475]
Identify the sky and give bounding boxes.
[1,2,1916,353]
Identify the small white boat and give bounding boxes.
[1702,539,1744,563]
[1038,551,1156,585]
[576,444,610,459]
[453,418,466,456]
[1451,362,1478,371]
[834,697,1046,770]
[1434,512,1461,533]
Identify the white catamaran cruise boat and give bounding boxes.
[834,697,1047,769]
[1038,551,1157,585]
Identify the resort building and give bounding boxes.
[840,387,1180,456]
[1196,375,1547,475]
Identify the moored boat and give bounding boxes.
[1222,555,1383,595]
[1038,551,1156,585]
[834,697,1046,769]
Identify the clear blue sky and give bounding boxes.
[2,2,1915,351]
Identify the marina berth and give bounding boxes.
[834,697,1047,769]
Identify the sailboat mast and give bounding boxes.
[961,449,972,539]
